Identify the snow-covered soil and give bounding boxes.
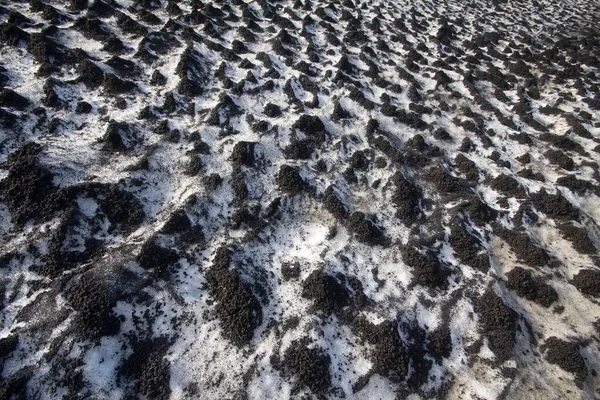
[1,0,600,398]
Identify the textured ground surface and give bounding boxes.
[1,0,600,398]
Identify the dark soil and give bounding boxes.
[558,223,596,254]
[402,246,449,289]
[204,247,261,346]
[94,183,145,230]
[544,149,574,170]
[230,141,256,167]
[283,139,315,159]
[498,229,549,267]
[539,133,585,154]
[449,221,489,272]
[137,239,179,277]
[120,337,172,400]
[160,209,192,234]
[531,189,579,221]
[75,101,92,114]
[292,114,327,144]
[454,154,480,182]
[276,165,305,194]
[555,175,599,196]
[571,269,600,298]
[517,168,545,182]
[428,326,452,362]
[543,337,587,383]
[491,174,526,198]
[281,262,300,281]
[390,173,421,224]
[506,267,558,307]
[346,212,388,246]
[263,103,282,117]
[301,270,349,314]
[277,338,332,395]
[0,142,60,226]
[0,88,31,110]
[425,166,462,193]
[150,70,167,86]
[65,275,120,338]
[176,45,211,96]
[76,59,105,88]
[103,74,137,95]
[323,186,348,220]
[0,367,33,400]
[352,318,409,383]
[0,335,18,369]
[27,32,73,76]
[100,121,140,152]
[475,288,517,362]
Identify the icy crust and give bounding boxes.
[1,0,600,398]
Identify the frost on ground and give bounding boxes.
[1,0,600,398]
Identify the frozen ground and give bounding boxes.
[1,0,600,398]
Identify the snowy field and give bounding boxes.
[1,0,600,398]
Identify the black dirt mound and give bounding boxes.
[0,88,31,110]
[353,318,409,383]
[43,78,68,108]
[506,267,558,307]
[558,223,596,254]
[292,114,327,144]
[283,138,316,159]
[65,275,120,338]
[543,337,587,383]
[428,326,452,363]
[137,239,179,277]
[0,367,33,400]
[281,262,300,281]
[491,174,526,198]
[402,246,449,289]
[27,32,73,75]
[531,189,579,221]
[323,186,348,219]
[346,212,387,246]
[390,173,421,224]
[571,269,600,298]
[73,16,115,42]
[277,338,332,394]
[76,59,105,88]
[121,337,171,400]
[276,165,305,194]
[0,22,30,47]
[230,141,256,167]
[454,154,480,182]
[498,229,549,267]
[0,142,60,226]
[425,165,462,193]
[475,288,517,362]
[160,209,192,234]
[556,175,599,196]
[100,121,141,152]
[41,208,102,277]
[263,103,282,117]
[449,221,490,272]
[176,45,211,96]
[0,335,18,369]
[544,149,575,171]
[204,247,261,346]
[102,74,137,95]
[94,184,145,230]
[206,94,241,126]
[301,270,349,314]
[539,133,585,155]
